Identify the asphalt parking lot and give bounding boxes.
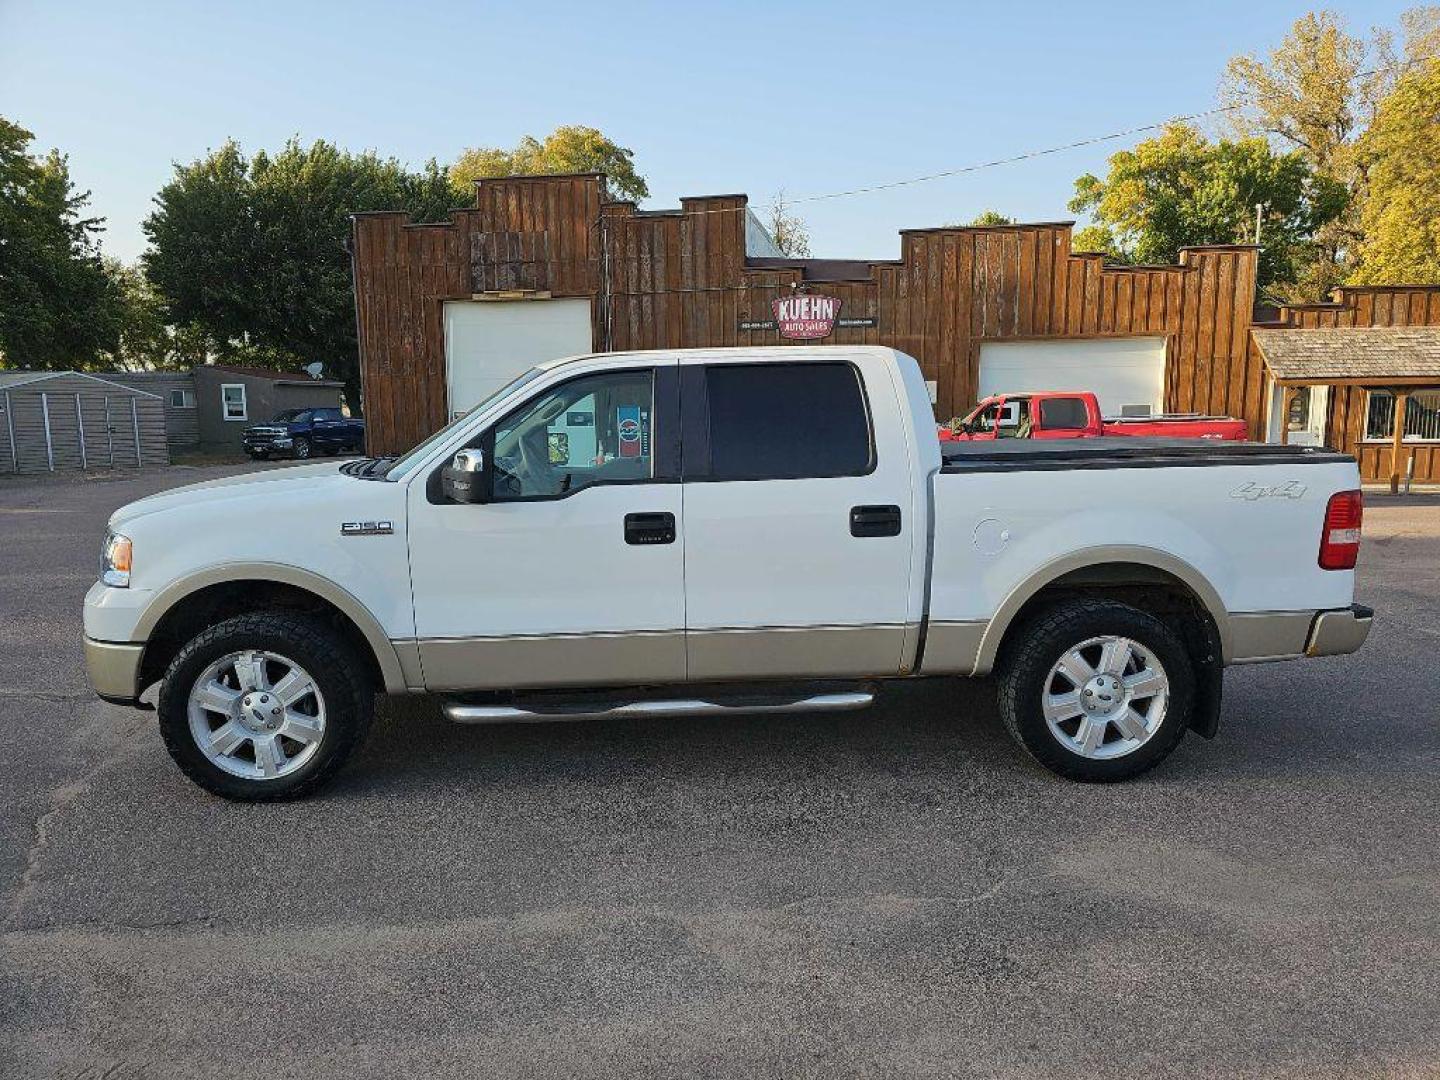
[1,463,1437,1079]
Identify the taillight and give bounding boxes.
[1318,489,1363,570]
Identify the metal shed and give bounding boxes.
[0,371,170,474]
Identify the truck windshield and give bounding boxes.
[270,410,310,422]
[383,366,547,482]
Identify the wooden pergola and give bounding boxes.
[1252,327,1440,493]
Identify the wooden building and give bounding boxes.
[351,173,1440,482]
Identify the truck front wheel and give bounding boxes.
[156,613,374,801]
[997,599,1194,782]
[292,437,311,459]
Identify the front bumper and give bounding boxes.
[85,637,144,704]
[1306,604,1374,658]
[243,437,293,453]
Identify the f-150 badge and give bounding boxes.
[1231,480,1307,501]
[341,521,394,536]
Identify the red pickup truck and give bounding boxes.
[941,391,1247,442]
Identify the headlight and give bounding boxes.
[101,532,132,588]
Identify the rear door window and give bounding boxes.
[700,362,872,480]
[1039,397,1089,430]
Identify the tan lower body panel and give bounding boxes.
[685,624,906,681]
[414,624,904,690]
[917,621,987,675]
[84,637,143,699]
[1226,611,1317,663]
[928,612,1324,671]
[418,630,685,691]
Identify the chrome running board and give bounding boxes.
[442,690,875,725]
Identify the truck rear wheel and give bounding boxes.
[157,613,373,801]
[997,599,1194,782]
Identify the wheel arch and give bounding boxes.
[135,563,409,694]
[974,546,1230,677]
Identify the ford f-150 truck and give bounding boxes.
[942,392,1248,442]
[242,407,365,460]
[84,346,1372,800]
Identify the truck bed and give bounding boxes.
[927,436,1360,671]
[940,437,1351,473]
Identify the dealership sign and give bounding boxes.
[773,294,841,339]
[740,294,876,337]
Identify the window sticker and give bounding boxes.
[617,404,643,459]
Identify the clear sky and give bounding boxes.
[0,0,1411,264]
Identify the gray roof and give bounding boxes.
[1252,326,1440,384]
[0,371,55,390]
[0,370,162,397]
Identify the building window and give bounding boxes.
[1365,390,1440,442]
[169,388,196,409]
[221,383,247,421]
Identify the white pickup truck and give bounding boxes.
[84,346,1373,800]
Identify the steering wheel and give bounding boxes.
[493,453,524,497]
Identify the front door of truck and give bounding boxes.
[678,356,918,681]
[406,360,686,690]
[310,409,340,452]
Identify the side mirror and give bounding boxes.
[441,449,490,504]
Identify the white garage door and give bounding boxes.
[978,337,1167,417]
[443,299,594,419]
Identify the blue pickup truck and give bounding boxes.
[241,408,365,460]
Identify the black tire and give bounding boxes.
[292,437,311,460]
[157,612,374,801]
[996,598,1194,783]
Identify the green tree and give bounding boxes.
[0,117,124,369]
[101,259,210,371]
[449,125,648,202]
[1350,60,1440,283]
[1220,7,1440,297]
[968,210,1015,226]
[1068,123,1346,295]
[144,138,455,407]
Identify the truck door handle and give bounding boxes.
[624,511,676,545]
[850,504,902,538]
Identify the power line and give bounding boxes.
[600,59,1420,221]
[786,103,1246,206]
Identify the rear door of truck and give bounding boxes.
[678,352,921,680]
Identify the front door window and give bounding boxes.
[490,370,654,499]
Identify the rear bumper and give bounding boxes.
[1305,604,1374,658]
[84,637,144,704]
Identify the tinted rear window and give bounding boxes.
[1040,397,1089,430]
[704,362,872,480]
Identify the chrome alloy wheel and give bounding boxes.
[1041,635,1169,760]
[187,650,326,780]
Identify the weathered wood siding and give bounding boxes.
[1254,287,1440,482]
[352,174,1258,456]
[0,375,169,474]
[352,175,604,455]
